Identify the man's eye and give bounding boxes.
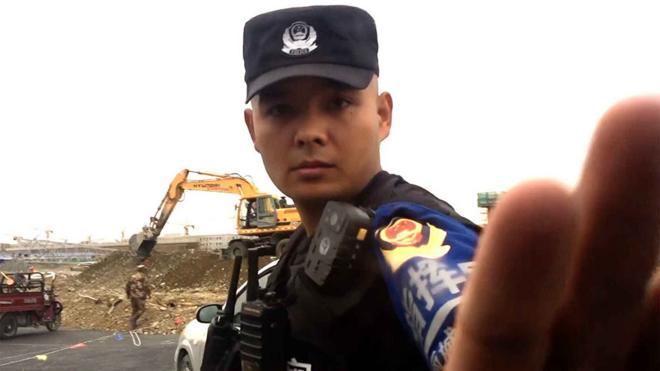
[330,97,351,110]
[265,104,291,117]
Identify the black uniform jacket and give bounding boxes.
[266,171,479,371]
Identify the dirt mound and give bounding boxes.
[75,250,240,291]
[58,249,274,335]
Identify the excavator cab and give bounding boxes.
[239,196,277,228]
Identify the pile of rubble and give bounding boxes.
[56,249,274,335]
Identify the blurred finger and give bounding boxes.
[446,181,576,371]
[546,96,660,370]
[626,271,660,371]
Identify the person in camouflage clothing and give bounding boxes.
[125,264,151,330]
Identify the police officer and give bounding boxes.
[243,7,478,369]
[125,264,151,330]
[241,5,660,371]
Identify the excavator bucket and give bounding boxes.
[129,233,157,258]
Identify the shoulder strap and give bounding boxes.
[266,226,307,295]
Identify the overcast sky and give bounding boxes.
[1,0,658,244]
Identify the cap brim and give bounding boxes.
[245,63,374,103]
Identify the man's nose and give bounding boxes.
[294,114,329,147]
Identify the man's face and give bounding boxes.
[245,76,392,203]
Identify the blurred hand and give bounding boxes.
[446,97,660,371]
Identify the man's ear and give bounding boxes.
[244,108,260,153]
[377,91,393,142]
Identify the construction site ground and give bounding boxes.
[35,249,275,335]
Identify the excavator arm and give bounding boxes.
[179,173,259,196]
[129,169,261,258]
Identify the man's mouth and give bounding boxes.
[292,160,335,178]
[293,160,334,170]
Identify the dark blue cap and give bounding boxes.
[243,5,379,102]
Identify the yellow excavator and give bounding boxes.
[129,169,301,258]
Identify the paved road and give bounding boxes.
[0,327,177,371]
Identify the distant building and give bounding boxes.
[151,233,241,252]
[198,234,241,251]
[477,191,504,225]
[1,233,244,261]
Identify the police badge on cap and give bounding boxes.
[243,5,379,102]
[282,21,318,56]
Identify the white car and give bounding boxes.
[174,259,279,371]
